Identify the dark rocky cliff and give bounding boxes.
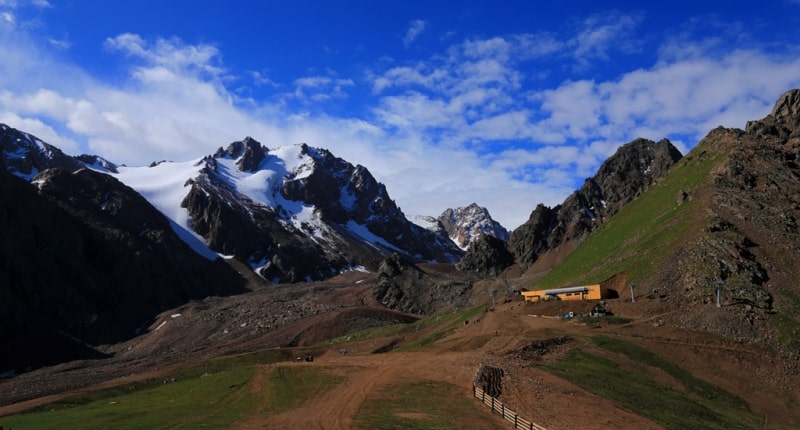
[0,158,245,374]
[456,234,515,276]
[509,138,683,269]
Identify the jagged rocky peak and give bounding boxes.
[746,88,800,134]
[236,137,266,172]
[0,123,83,179]
[212,136,267,172]
[437,203,510,250]
[509,137,682,269]
[591,138,683,214]
[770,88,800,121]
[412,214,448,234]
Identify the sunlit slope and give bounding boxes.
[534,118,800,351]
[536,129,728,289]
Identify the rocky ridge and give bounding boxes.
[665,89,800,346]
[180,138,463,282]
[508,138,683,270]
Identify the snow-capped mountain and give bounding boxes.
[1,125,462,283]
[114,136,462,282]
[436,203,510,250]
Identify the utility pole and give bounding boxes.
[713,280,723,308]
[629,282,636,303]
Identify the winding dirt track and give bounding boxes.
[3,299,799,429]
[229,303,665,430]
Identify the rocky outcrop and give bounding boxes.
[236,137,266,172]
[373,253,474,315]
[767,88,800,122]
[75,154,119,173]
[509,138,682,268]
[474,365,504,398]
[457,234,515,276]
[437,203,510,249]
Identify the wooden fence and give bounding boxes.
[473,386,547,430]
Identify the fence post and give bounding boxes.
[502,403,505,418]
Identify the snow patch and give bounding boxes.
[340,265,368,273]
[271,144,315,179]
[115,159,219,260]
[82,157,117,173]
[346,221,403,253]
[408,214,440,230]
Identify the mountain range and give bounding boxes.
[2,89,800,380]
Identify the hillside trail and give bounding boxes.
[229,303,665,430]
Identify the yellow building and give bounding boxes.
[522,284,608,302]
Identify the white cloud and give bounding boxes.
[291,75,355,102]
[571,13,641,63]
[2,11,14,24]
[403,19,426,47]
[104,33,225,78]
[365,29,800,227]
[2,14,800,231]
[368,42,532,167]
[48,37,69,49]
[0,0,50,7]
[249,70,279,88]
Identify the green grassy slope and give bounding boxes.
[0,349,342,430]
[354,380,502,430]
[542,337,760,429]
[534,137,726,289]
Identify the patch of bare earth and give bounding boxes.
[2,289,799,429]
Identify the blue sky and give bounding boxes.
[2,1,800,229]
